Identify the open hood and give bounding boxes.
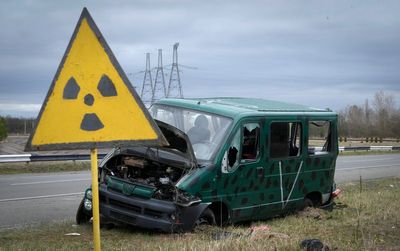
[155,120,197,167]
[102,120,197,169]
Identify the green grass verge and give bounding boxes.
[0,161,90,175]
[339,150,400,156]
[1,177,399,250]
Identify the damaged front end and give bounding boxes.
[76,120,208,232]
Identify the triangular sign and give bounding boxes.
[26,8,167,151]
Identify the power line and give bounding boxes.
[151,49,167,104]
[167,43,183,99]
[140,53,153,108]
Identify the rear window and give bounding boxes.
[308,120,332,155]
[270,122,302,158]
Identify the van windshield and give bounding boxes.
[150,104,233,161]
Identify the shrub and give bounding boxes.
[0,117,7,141]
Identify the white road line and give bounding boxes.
[0,192,84,203]
[0,173,90,182]
[337,164,400,171]
[10,178,90,186]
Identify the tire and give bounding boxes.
[195,208,216,226]
[76,198,90,224]
[302,198,314,210]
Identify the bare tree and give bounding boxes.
[338,91,399,138]
[372,91,396,137]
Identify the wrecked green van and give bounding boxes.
[76,98,339,232]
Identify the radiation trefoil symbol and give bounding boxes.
[63,74,117,131]
[25,8,167,151]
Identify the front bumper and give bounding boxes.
[78,184,208,232]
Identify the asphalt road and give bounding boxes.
[0,154,399,229]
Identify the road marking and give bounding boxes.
[10,178,90,186]
[0,172,90,181]
[0,192,84,203]
[337,164,399,171]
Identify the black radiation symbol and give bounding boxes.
[63,74,118,131]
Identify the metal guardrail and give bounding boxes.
[0,153,107,163]
[0,146,399,163]
[0,154,31,163]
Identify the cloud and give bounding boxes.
[0,0,399,117]
[0,103,41,112]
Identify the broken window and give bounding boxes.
[308,120,331,155]
[226,123,260,172]
[241,123,260,161]
[227,129,241,172]
[270,122,302,158]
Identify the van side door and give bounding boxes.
[305,119,338,205]
[263,120,304,217]
[221,120,263,221]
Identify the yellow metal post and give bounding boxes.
[91,148,101,251]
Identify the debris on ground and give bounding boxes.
[212,225,289,241]
[64,233,81,236]
[298,207,325,220]
[212,231,242,240]
[300,239,330,251]
[249,225,271,232]
[249,225,289,240]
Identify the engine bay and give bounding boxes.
[100,154,193,203]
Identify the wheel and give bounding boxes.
[302,198,314,210]
[76,198,90,224]
[195,208,216,226]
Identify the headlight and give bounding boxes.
[85,189,92,200]
[84,199,92,211]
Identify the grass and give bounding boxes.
[0,161,90,175]
[339,150,400,156]
[1,177,399,250]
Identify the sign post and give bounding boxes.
[25,8,167,251]
[90,148,100,250]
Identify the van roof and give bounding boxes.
[155,97,336,118]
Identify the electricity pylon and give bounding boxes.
[140,53,153,108]
[167,43,183,98]
[151,49,167,104]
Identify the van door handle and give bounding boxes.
[256,166,264,177]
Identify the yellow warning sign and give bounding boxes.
[25,8,167,151]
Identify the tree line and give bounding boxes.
[0,116,35,139]
[0,117,6,141]
[338,91,400,138]
[0,91,399,140]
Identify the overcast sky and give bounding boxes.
[0,0,399,117]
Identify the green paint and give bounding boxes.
[107,176,156,198]
[157,97,338,223]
